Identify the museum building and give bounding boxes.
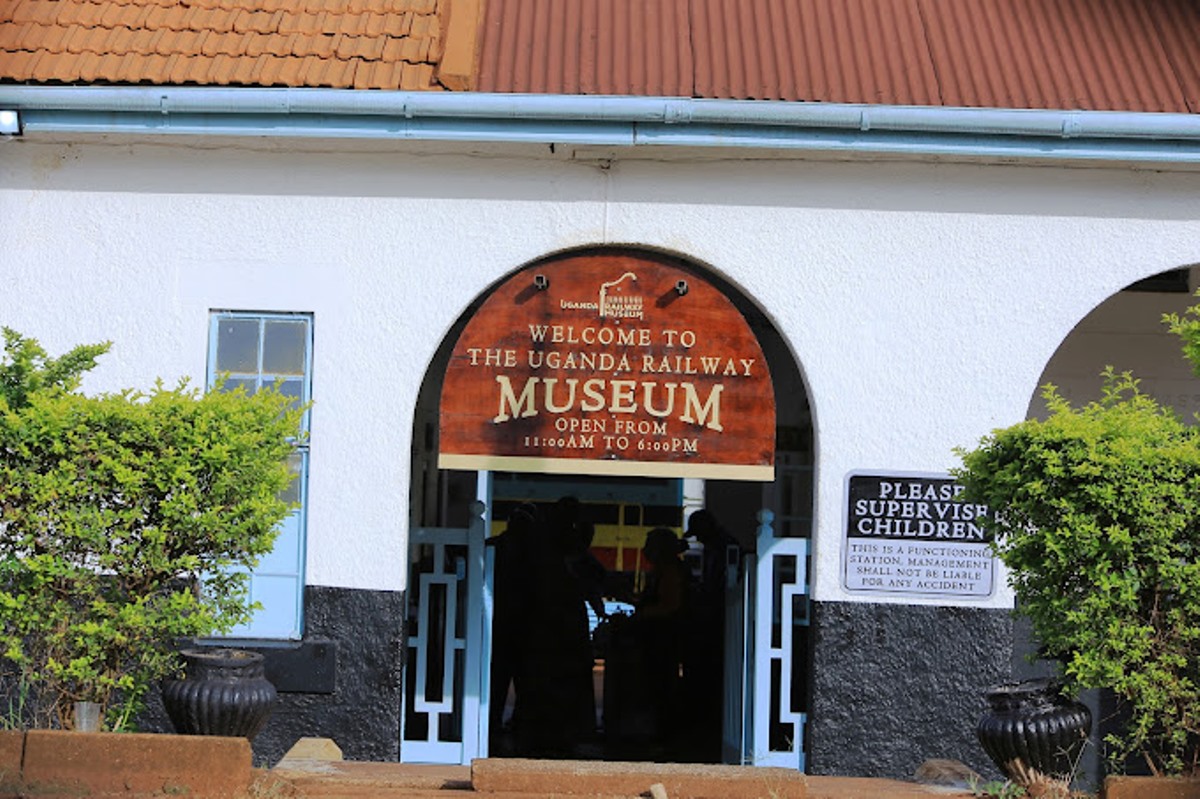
[2,0,1200,780]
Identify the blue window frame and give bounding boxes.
[207,312,312,640]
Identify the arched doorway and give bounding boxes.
[1031,265,1200,421]
[402,247,815,768]
[1018,263,1200,785]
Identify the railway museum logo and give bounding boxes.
[560,272,644,320]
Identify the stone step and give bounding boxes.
[470,758,808,799]
[269,745,973,799]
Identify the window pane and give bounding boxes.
[208,312,310,641]
[236,575,302,639]
[263,321,308,376]
[259,512,302,573]
[266,374,304,407]
[222,377,258,396]
[216,319,260,373]
[279,451,303,504]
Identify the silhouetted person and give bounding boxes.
[518,498,594,756]
[635,526,690,753]
[488,502,538,749]
[557,497,606,742]
[683,508,739,760]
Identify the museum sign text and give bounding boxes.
[439,251,776,480]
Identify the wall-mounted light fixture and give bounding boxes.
[0,110,20,136]
[533,274,549,290]
[675,280,689,296]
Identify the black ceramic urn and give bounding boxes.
[976,678,1092,783]
[161,648,277,739]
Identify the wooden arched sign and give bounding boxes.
[438,251,775,480]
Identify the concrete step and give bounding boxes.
[470,758,807,799]
[270,760,472,798]
[268,752,974,799]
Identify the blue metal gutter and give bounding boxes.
[1,86,1199,164]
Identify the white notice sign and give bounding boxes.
[844,472,995,598]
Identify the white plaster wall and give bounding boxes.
[4,137,1200,608]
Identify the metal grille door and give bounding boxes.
[401,503,489,764]
[751,509,810,769]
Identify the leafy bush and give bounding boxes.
[955,304,1200,776]
[0,327,109,408]
[0,330,302,729]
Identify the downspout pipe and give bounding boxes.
[2,86,1199,163]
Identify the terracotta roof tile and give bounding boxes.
[170,53,197,82]
[4,51,36,81]
[204,29,235,56]
[34,22,65,50]
[165,52,189,82]
[10,20,37,47]
[182,30,210,55]
[62,25,91,54]
[244,10,280,34]
[296,33,335,58]
[399,34,425,62]
[225,49,254,82]
[381,11,412,37]
[360,35,387,60]
[121,26,153,53]
[105,25,135,53]
[115,52,144,81]
[100,2,127,28]
[97,52,126,80]
[335,12,369,36]
[239,31,263,56]
[304,53,343,85]
[379,34,404,62]
[250,52,281,84]
[327,57,355,87]
[365,58,405,88]
[362,10,385,37]
[4,0,1196,110]
[16,0,58,25]
[352,57,378,88]
[334,33,356,60]
[147,28,171,55]
[399,60,431,89]
[27,52,53,81]
[266,31,295,56]
[118,4,150,28]
[141,4,170,31]
[53,3,85,26]
[42,50,73,80]
[137,52,169,79]
[0,0,454,88]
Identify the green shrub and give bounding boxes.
[955,300,1200,776]
[0,327,110,410]
[0,330,302,729]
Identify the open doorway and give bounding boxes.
[1017,264,1200,785]
[404,247,814,766]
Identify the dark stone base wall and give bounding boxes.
[141,585,406,766]
[807,601,1012,781]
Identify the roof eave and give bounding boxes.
[2,86,1200,165]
